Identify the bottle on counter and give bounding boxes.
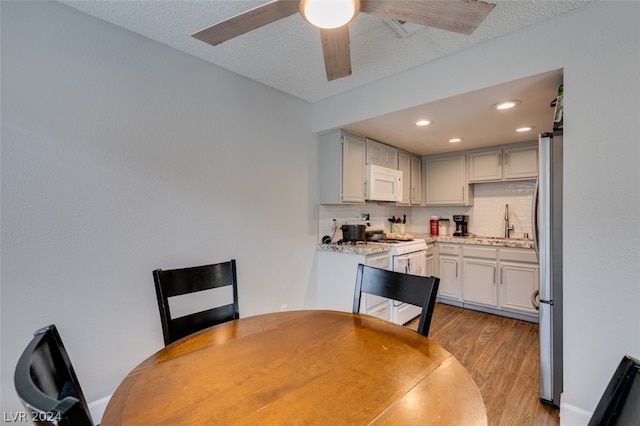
[430,216,439,236]
[439,218,450,237]
[553,84,563,131]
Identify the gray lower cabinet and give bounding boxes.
[437,243,539,322]
[462,251,498,307]
[499,250,539,316]
[436,244,462,305]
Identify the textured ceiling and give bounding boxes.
[61,0,590,103]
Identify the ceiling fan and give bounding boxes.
[192,0,495,81]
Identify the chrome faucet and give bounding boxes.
[504,204,515,238]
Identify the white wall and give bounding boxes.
[1,1,317,418]
[312,2,640,423]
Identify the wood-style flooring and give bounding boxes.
[407,303,560,426]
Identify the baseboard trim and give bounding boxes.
[560,401,592,426]
[89,395,111,425]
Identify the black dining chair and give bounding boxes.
[588,355,640,425]
[14,324,94,426]
[352,263,440,338]
[153,259,240,346]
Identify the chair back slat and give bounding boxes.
[168,305,237,343]
[154,259,239,346]
[158,262,237,297]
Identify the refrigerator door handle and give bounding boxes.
[531,289,540,310]
[532,178,540,259]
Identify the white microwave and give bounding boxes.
[365,164,403,202]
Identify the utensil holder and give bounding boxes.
[390,223,405,235]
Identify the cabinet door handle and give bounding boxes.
[493,266,496,284]
[531,290,540,310]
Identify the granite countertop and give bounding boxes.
[317,235,533,254]
[316,243,391,256]
[432,235,534,249]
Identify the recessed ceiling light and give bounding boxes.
[493,100,521,110]
[416,120,430,126]
[516,126,535,132]
[449,138,463,143]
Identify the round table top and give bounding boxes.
[102,310,486,425]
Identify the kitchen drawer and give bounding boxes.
[500,248,537,263]
[363,293,389,311]
[366,253,390,269]
[463,246,498,259]
[365,301,391,321]
[438,244,461,256]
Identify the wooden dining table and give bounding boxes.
[101,310,486,425]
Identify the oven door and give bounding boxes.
[392,251,427,325]
[393,251,427,276]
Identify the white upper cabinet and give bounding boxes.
[397,151,422,205]
[469,151,503,182]
[366,138,398,169]
[425,154,473,206]
[504,146,538,180]
[469,144,538,183]
[320,130,422,205]
[410,155,422,205]
[319,130,366,204]
[397,151,411,205]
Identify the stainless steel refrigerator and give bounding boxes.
[533,131,563,406]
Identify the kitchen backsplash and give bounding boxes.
[319,181,535,242]
[319,204,413,243]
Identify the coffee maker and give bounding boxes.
[453,215,469,236]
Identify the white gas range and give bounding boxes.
[386,239,434,325]
[363,230,435,326]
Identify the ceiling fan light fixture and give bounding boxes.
[300,0,360,29]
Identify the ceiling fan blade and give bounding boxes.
[320,26,352,81]
[360,0,495,35]
[192,0,299,46]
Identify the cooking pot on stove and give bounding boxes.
[366,229,386,242]
[341,224,366,242]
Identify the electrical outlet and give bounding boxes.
[332,218,337,230]
[280,304,287,312]
[361,213,370,220]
